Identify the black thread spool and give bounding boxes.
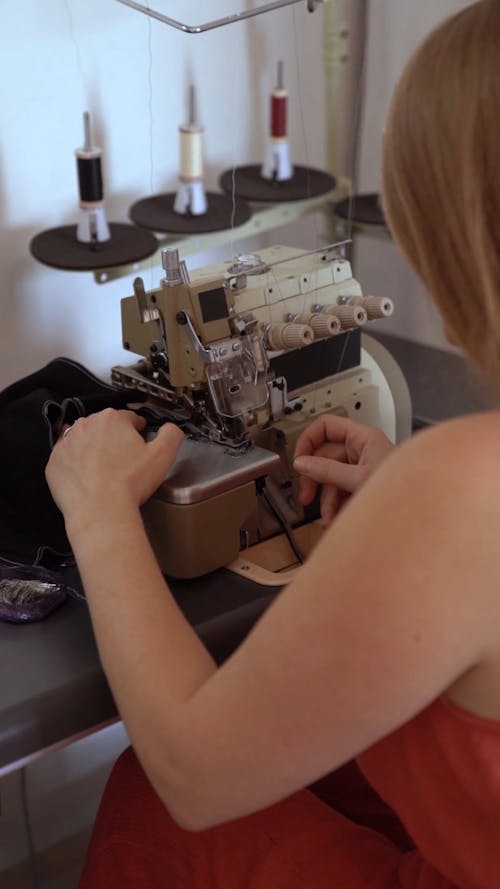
[75,112,110,245]
[30,112,158,271]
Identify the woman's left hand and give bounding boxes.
[45,409,184,536]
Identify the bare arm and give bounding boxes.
[47,410,499,830]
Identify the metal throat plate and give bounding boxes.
[153,438,281,505]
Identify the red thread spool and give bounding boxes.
[271,92,287,138]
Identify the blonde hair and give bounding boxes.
[382,0,500,385]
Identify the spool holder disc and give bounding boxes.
[30,223,159,271]
[129,192,252,234]
[218,165,335,203]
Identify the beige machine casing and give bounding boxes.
[112,246,411,579]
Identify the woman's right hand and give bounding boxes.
[46,410,184,541]
[293,416,395,526]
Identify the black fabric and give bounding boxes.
[0,357,147,567]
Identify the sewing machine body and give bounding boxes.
[112,245,411,578]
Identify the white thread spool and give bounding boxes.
[174,86,208,216]
[179,125,204,180]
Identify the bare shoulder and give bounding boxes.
[378,410,500,717]
[383,409,500,513]
[328,408,500,659]
[291,407,500,676]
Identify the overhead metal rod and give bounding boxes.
[114,0,323,34]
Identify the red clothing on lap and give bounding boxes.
[358,696,500,889]
[79,697,500,888]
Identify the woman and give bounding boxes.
[46,2,500,886]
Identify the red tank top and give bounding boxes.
[357,696,500,889]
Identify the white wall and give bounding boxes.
[0,0,473,879]
[0,0,327,389]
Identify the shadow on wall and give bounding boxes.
[0,152,55,389]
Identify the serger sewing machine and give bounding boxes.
[111,244,411,580]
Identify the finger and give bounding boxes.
[58,417,85,443]
[294,415,360,460]
[297,474,317,506]
[346,425,394,466]
[148,423,184,467]
[293,455,369,495]
[314,442,347,463]
[117,410,147,432]
[294,442,346,506]
[320,484,343,527]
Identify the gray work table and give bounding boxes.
[0,335,495,775]
[0,570,275,775]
